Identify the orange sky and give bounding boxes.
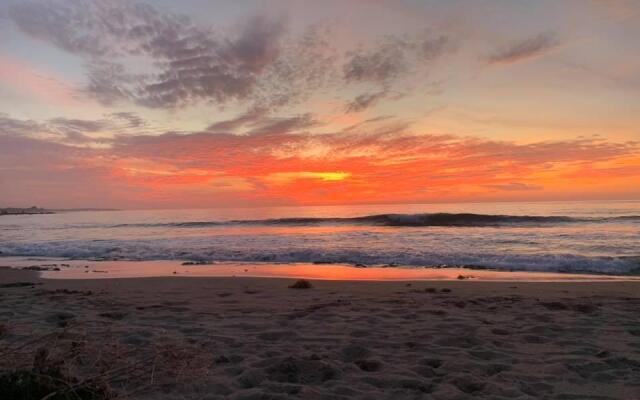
[0,0,639,208]
[1,129,638,209]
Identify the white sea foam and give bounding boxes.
[0,237,638,274]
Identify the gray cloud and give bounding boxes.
[343,116,394,132]
[9,0,113,57]
[8,1,292,109]
[345,91,387,113]
[85,61,135,106]
[251,26,339,110]
[109,112,146,128]
[343,33,451,85]
[49,118,109,133]
[487,32,560,65]
[0,113,43,137]
[419,35,450,61]
[245,113,317,136]
[0,112,146,144]
[206,108,318,136]
[206,108,268,132]
[8,1,453,112]
[344,38,409,84]
[226,16,286,73]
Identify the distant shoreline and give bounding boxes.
[0,207,119,216]
[50,208,120,212]
[0,207,53,216]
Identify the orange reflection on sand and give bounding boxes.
[34,259,640,282]
[211,264,634,281]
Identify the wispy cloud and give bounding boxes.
[484,182,543,191]
[3,1,639,207]
[343,33,451,85]
[487,32,560,65]
[206,109,317,135]
[2,113,638,207]
[343,38,409,84]
[206,108,269,132]
[0,112,147,144]
[344,91,387,113]
[7,1,320,110]
[7,0,455,112]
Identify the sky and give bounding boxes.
[0,0,639,209]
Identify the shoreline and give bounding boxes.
[1,256,640,282]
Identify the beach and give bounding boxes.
[3,0,640,397]
[2,266,639,399]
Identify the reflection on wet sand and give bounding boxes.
[1,257,631,281]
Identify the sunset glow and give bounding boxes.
[3,4,640,399]
[0,0,639,209]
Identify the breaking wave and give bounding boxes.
[2,205,639,275]
[1,237,639,275]
[104,213,640,229]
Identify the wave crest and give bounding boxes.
[108,213,594,229]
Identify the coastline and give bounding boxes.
[2,256,640,282]
[2,266,639,399]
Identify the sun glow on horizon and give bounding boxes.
[266,171,352,185]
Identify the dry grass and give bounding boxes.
[0,323,218,399]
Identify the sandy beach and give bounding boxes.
[1,267,639,399]
[3,0,640,397]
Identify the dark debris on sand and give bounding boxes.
[288,279,313,289]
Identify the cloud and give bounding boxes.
[104,129,640,194]
[0,113,43,137]
[345,91,387,113]
[484,182,543,191]
[49,118,109,133]
[419,35,450,61]
[244,114,318,136]
[8,0,113,57]
[109,112,146,129]
[0,134,108,204]
[0,113,146,144]
[7,1,454,112]
[343,32,451,85]
[487,32,560,65]
[343,38,409,84]
[226,15,286,73]
[85,61,135,106]
[2,115,639,207]
[8,1,295,109]
[206,108,268,132]
[206,109,317,135]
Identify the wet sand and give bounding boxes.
[4,257,639,281]
[1,267,639,399]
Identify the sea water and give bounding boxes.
[1,201,639,275]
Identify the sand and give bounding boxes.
[1,267,639,399]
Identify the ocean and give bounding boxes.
[1,201,639,275]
